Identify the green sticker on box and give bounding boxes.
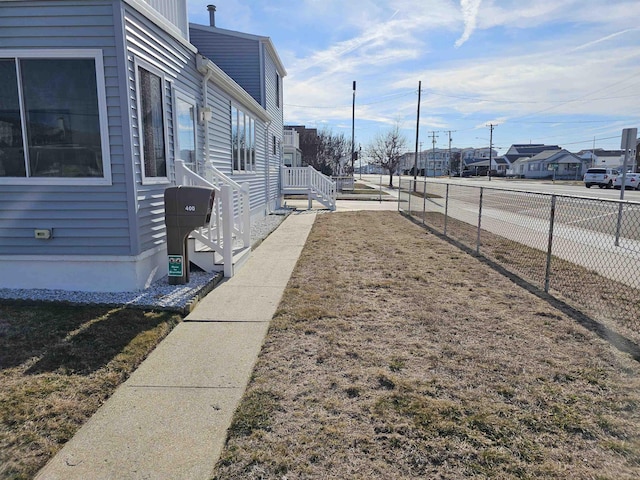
[168,255,184,277]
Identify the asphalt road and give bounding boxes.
[411,175,640,201]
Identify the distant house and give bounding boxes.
[0,0,286,292]
[285,125,320,168]
[510,149,586,179]
[504,144,561,164]
[577,149,624,169]
[283,129,303,167]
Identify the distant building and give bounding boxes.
[509,149,587,179]
[283,128,302,167]
[284,125,319,167]
[504,144,561,164]
[576,149,624,169]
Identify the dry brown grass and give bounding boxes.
[0,305,181,480]
[214,211,640,479]
[418,210,640,344]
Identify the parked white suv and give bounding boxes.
[584,168,618,189]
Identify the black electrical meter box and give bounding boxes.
[164,186,215,285]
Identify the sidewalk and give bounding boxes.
[35,212,318,480]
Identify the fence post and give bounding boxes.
[444,184,449,236]
[615,202,624,247]
[544,195,557,293]
[422,179,427,224]
[476,187,483,254]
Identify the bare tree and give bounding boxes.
[450,151,462,175]
[300,128,350,176]
[318,129,350,175]
[366,125,407,187]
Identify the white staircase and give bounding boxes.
[174,160,251,277]
[281,166,337,210]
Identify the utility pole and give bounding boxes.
[413,81,421,188]
[487,123,495,181]
[429,131,438,177]
[446,130,454,177]
[351,81,356,177]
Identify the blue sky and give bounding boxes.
[188,0,640,156]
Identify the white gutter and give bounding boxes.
[265,120,272,213]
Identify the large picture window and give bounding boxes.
[138,66,167,180]
[231,105,255,172]
[0,51,109,183]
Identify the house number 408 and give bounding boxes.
[185,205,196,212]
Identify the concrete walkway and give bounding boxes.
[36,212,318,480]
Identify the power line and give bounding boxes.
[426,90,640,105]
[285,90,413,109]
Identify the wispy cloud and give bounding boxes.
[455,0,482,47]
[570,27,640,52]
[188,0,640,149]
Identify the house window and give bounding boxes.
[276,73,280,108]
[231,105,255,172]
[174,91,196,168]
[0,52,109,183]
[137,66,167,180]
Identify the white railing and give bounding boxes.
[281,166,336,210]
[283,129,299,148]
[310,167,336,206]
[332,175,354,192]
[175,160,251,277]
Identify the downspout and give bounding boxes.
[201,70,212,175]
[265,120,272,213]
[197,54,213,175]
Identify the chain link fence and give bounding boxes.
[399,178,640,339]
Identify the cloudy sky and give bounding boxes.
[188,0,640,156]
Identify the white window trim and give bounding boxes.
[134,57,170,185]
[172,88,198,173]
[230,102,257,174]
[0,49,112,186]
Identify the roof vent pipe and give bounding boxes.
[207,5,216,27]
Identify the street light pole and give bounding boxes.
[488,123,495,181]
[351,81,356,177]
[413,80,421,190]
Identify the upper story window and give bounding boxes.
[0,50,110,185]
[231,105,255,173]
[137,64,167,182]
[275,73,280,108]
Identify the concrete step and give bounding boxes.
[187,238,251,275]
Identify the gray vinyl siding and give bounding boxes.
[0,0,132,255]
[263,48,283,206]
[205,83,269,213]
[143,0,188,39]
[189,26,262,106]
[123,4,202,253]
[0,0,278,259]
